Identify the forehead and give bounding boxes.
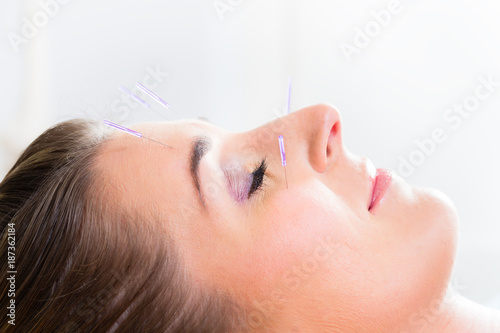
[132,120,209,144]
[95,120,211,225]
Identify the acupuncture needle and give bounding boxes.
[278,135,288,189]
[286,77,292,115]
[103,120,174,149]
[135,82,182,117]
[118,85,151,109]
[278,77,291,189]
[135,82,170,109]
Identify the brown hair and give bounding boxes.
[0,119,244,332]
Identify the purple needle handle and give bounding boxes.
[279,135,286,166]
[103,120,142,138]
[118,85,150,109]
[136,82,171,109]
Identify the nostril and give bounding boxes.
[326,122,339,157]
[308,105,342,174]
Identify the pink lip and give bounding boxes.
[368,168,392,213]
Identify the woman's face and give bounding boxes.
[98,104,458,331]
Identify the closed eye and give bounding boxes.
[248,158,267,198]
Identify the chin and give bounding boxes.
[417,186,459,232]
[383,186,459,329]
[413,186,459,286]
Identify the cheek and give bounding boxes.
[241,185,358,292]
[381,187,458,280]
[399,188,458,302]
[329,187,459,327]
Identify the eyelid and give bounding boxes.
[223,158,267,203]
[224,168,252,203]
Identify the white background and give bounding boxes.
[1,0,499,307]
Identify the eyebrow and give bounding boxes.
[190,136,212,211]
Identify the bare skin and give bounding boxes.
[97,104,500,332]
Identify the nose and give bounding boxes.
[294,104,343,173]
[238,104,342,176]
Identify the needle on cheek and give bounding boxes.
[103,120,174,149]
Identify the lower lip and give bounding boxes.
[369,169,392,213]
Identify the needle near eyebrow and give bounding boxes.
[278,135,288,189]
[103,120,174,149]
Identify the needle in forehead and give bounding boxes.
[103,120,174,149]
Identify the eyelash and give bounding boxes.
[247,158,267,199]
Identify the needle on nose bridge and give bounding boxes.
[278,77,291,189]
[286,77,292,115]
[278,135,288,189]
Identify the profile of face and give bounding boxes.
[97,104,459,331]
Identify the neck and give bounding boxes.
[252,288,500,332]
[410,290,500,333]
